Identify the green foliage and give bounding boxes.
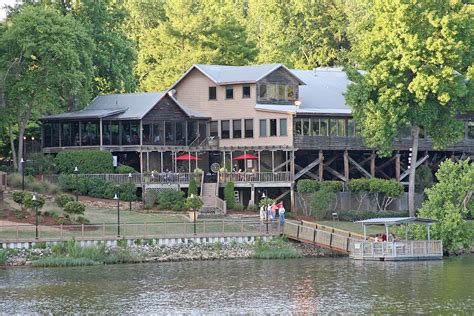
[252,237,301,259]
[233,203,244,211]
[22,193,46,211]
[246,204,258,212]
[413,160,474,254]
[348,178,404,211]
[75,216,90,225]
[297,179,320,193]
[415,165,434,193]
[55,194,75,207]
[55,150,114,174]
[184,194,203,211]
[119,182,137,202]
[224,182,235,210]
[337,210,409,222]
[27,153,57,175]
[64,201,86,215]
[259,197,275,208]
[0,249,7,264]
[32,257,98,267]
[188,178,198,197]
[7,173,58,194]
[310,189,337,220]
[115,165,137,174]
[158,189,185,210]
[320,181,344,193]
[12,191,26,207]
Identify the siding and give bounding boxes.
[142,95,188,122]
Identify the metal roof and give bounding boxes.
[41,109,126,120]
[355,217,438,225]
[255,104,297,114]
[292,68,352,115]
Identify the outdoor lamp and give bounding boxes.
[262,192,266,198]
[20,158,25,191]
[74,167,79,201]
[294,100,301,106]
[114,193,120,237]
[32,194,39,239]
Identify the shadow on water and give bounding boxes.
[0,256,473,313]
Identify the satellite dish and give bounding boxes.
[210,163,220,173]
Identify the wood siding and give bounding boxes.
[142,95,189,122]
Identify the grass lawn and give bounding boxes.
[315,220,386,235]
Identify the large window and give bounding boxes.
[280,119,287,136]
[233,119,242,138]
[142,124,152,145]
[43,122,60,147]
[221,120,230,139]
[302,118,310,136]
[153,122,164,145]
[210,121,218,137]
[270,119,277,136]
[259,84,267,99]
[259,119,267,137]
[329,119,337,136]
[61,122,71,146]
[320,119,328,136]
[187,121,197,144]
[258,83,297,101]
[347,119,355,137]
[245,119,253,138]
[294,119,302,136]
[176,121,186,145]
[337,119,345,136]
[81,121,99,146]
[468,121,474,139]
[243,85,251,98]
[225,86,233,99]
[209,87,217,100]
[311,118,319,136]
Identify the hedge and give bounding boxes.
[64,201,86,215]
[297,180,343,193]
[337,210,409,222]
[58,175,137,201]
[115,165,137,174]
[157,189,185,211]
[224,182,235,210]
[55,150,114,174]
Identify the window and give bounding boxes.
[153,122,164,145]
[221,120,230,139]
[302,118,310,136]
[259,119,267,137]
[337,119,345,136]
[267,84,276,99]
[225,86,233,99]
[278,85,286,99]
[245,119,253,138]
[468,121,474,139]
[329,119,337,136]
[270,119,277,136]
[209,87,217,100]
[142,124,152,145]
[243,85,251,98]
[210,121,218,137]
[259,84,267,99]
[287,85,296,100]
[280,119,287,136]
[233,119,242,138]
[347,119,355,137]
[311,118,320,136]
[294,119,302,136]
[320,119,328,136]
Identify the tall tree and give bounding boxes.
[345,0,473,216]
[0,5,94,168]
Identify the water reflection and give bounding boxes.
[0,257,472,314]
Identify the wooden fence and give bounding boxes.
[221,172,292,183]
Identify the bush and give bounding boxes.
[119,182,137,202]
[184,195,203,211]
[64,201,86,215]
[297,179,320,193]
[233,203,244,211]
[12,192,26,209]
[32,257,98,267]
[188,178,198,197]
[320,180,343,193]
[224,182,235,209]
[337,210,409,221]
[157,189,185,210]
[55,194,75,207]
[246,204,258,211]
[55,150,114,174]
[348,178,404,211]
[27,153,57,174]
[86,177,107,198]
[259,197,274,208]
[22,193,46,211]
[116,165,137,174]
[75,216,91,224]
[0,249,7,264]
[310,189,336,219]
[415,164,434,193]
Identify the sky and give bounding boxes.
[0,0,17,21]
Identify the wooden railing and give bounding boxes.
[0,220,279,243]
[352,240,443,259]
[221,172,292,183]
[42,173,202,185]
[216,197,227,215]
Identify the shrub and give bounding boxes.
[55,150,114,174]
[55,194,75,207]
[310,189,336,219]
[184,195,203,211]
[233,203,244,211]
[0,249,7,264]
[27,153,57,174]
[64,201,86,215]
[320,180,343,193]
[115,165,137,174]
[86,177,107,198]
[224,182,235,209]
[12,191,26,209]
[32,257,98,267]
[297,179,320,193]
[188,178,198,197]
[158,189,185,210]
[348,178,404,211]
[103,181,118,199]
[75,216,91,224]
[246,204,258,211]
[119,182,137,202]
[415,164,434,193]
[22,193,46,211]
[58,174,75,191]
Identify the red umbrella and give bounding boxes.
[174,153,202,161]
[233,154,258,160]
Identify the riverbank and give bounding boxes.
[0,238,342,267]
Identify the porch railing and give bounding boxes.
[352,240,443,258]
[220,171,292,183]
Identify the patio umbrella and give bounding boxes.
[174,153,202,161]
[233,154,258,160]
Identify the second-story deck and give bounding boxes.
[219,172,293,187]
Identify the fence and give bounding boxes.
[221,172,292,183]
[352,240,443,259]
[0,220,281,243]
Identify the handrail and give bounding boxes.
[42,173,201,185]
[216,196,227,215]
[221,171,292,183]
[352,240,443,258]
[200,171,205,197]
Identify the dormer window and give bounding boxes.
[243,85,251,98]
[225,85,234,99]
[209,87,217,100]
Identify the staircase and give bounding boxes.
[200,183,225,217]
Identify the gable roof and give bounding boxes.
[292,67,352,115]
[42,92,207,121]
[171,64,306,88]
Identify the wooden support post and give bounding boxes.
[291,150,296,181]
[146,152,150,172]
[370,152,376,177]
[140,151,144,174]
[343,150,349,183]
[250,185,255,205]
[395,152,401,181]
[160,151,164,172]
[258,151,261,172]
[99,118,103,149]
[188,151,191,172]
[223,151,226,171]
[319,150,324,181]
[290,183,295,213]
[271,150,275,172]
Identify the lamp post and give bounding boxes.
[20,158,25,191]
[262,192,269,234]
[128,172,132,211]
[74,166,79,201]
[114,192,120,237]
[32,194,39,239]
[191,194,197,235]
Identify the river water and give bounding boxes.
[0,256,473,314]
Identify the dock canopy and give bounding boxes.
[355,217,438,226]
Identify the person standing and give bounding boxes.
[279,204,286,224]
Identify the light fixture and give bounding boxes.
[32,194,37,201]
[262,193,266,198]
[294,100,302,106]
[114,193,118,200]
[74,166,79,173]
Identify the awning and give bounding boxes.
[174,154,202,161]
[233,154,258,160]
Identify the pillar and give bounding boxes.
[139,151,144,174]
[343,150,349,183]
[99,118,103,149]
[318,150,324,181]
[370,151,376,177]
[188,151,191,172]
[146,152,150,172]
[250,185,255,205]
[290,183,295,213]
[160,151,164,172]
[258,151,261,172]
[271,150,275,172]
[395,152,401,181]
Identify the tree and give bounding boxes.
[345,0,474,216]
[188,178,198,197]
[224,181,235,210]
[412,159,473,254]
[0,5,94,169]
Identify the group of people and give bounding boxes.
[260,201,286,224]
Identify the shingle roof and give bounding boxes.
[292,68,352,115]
